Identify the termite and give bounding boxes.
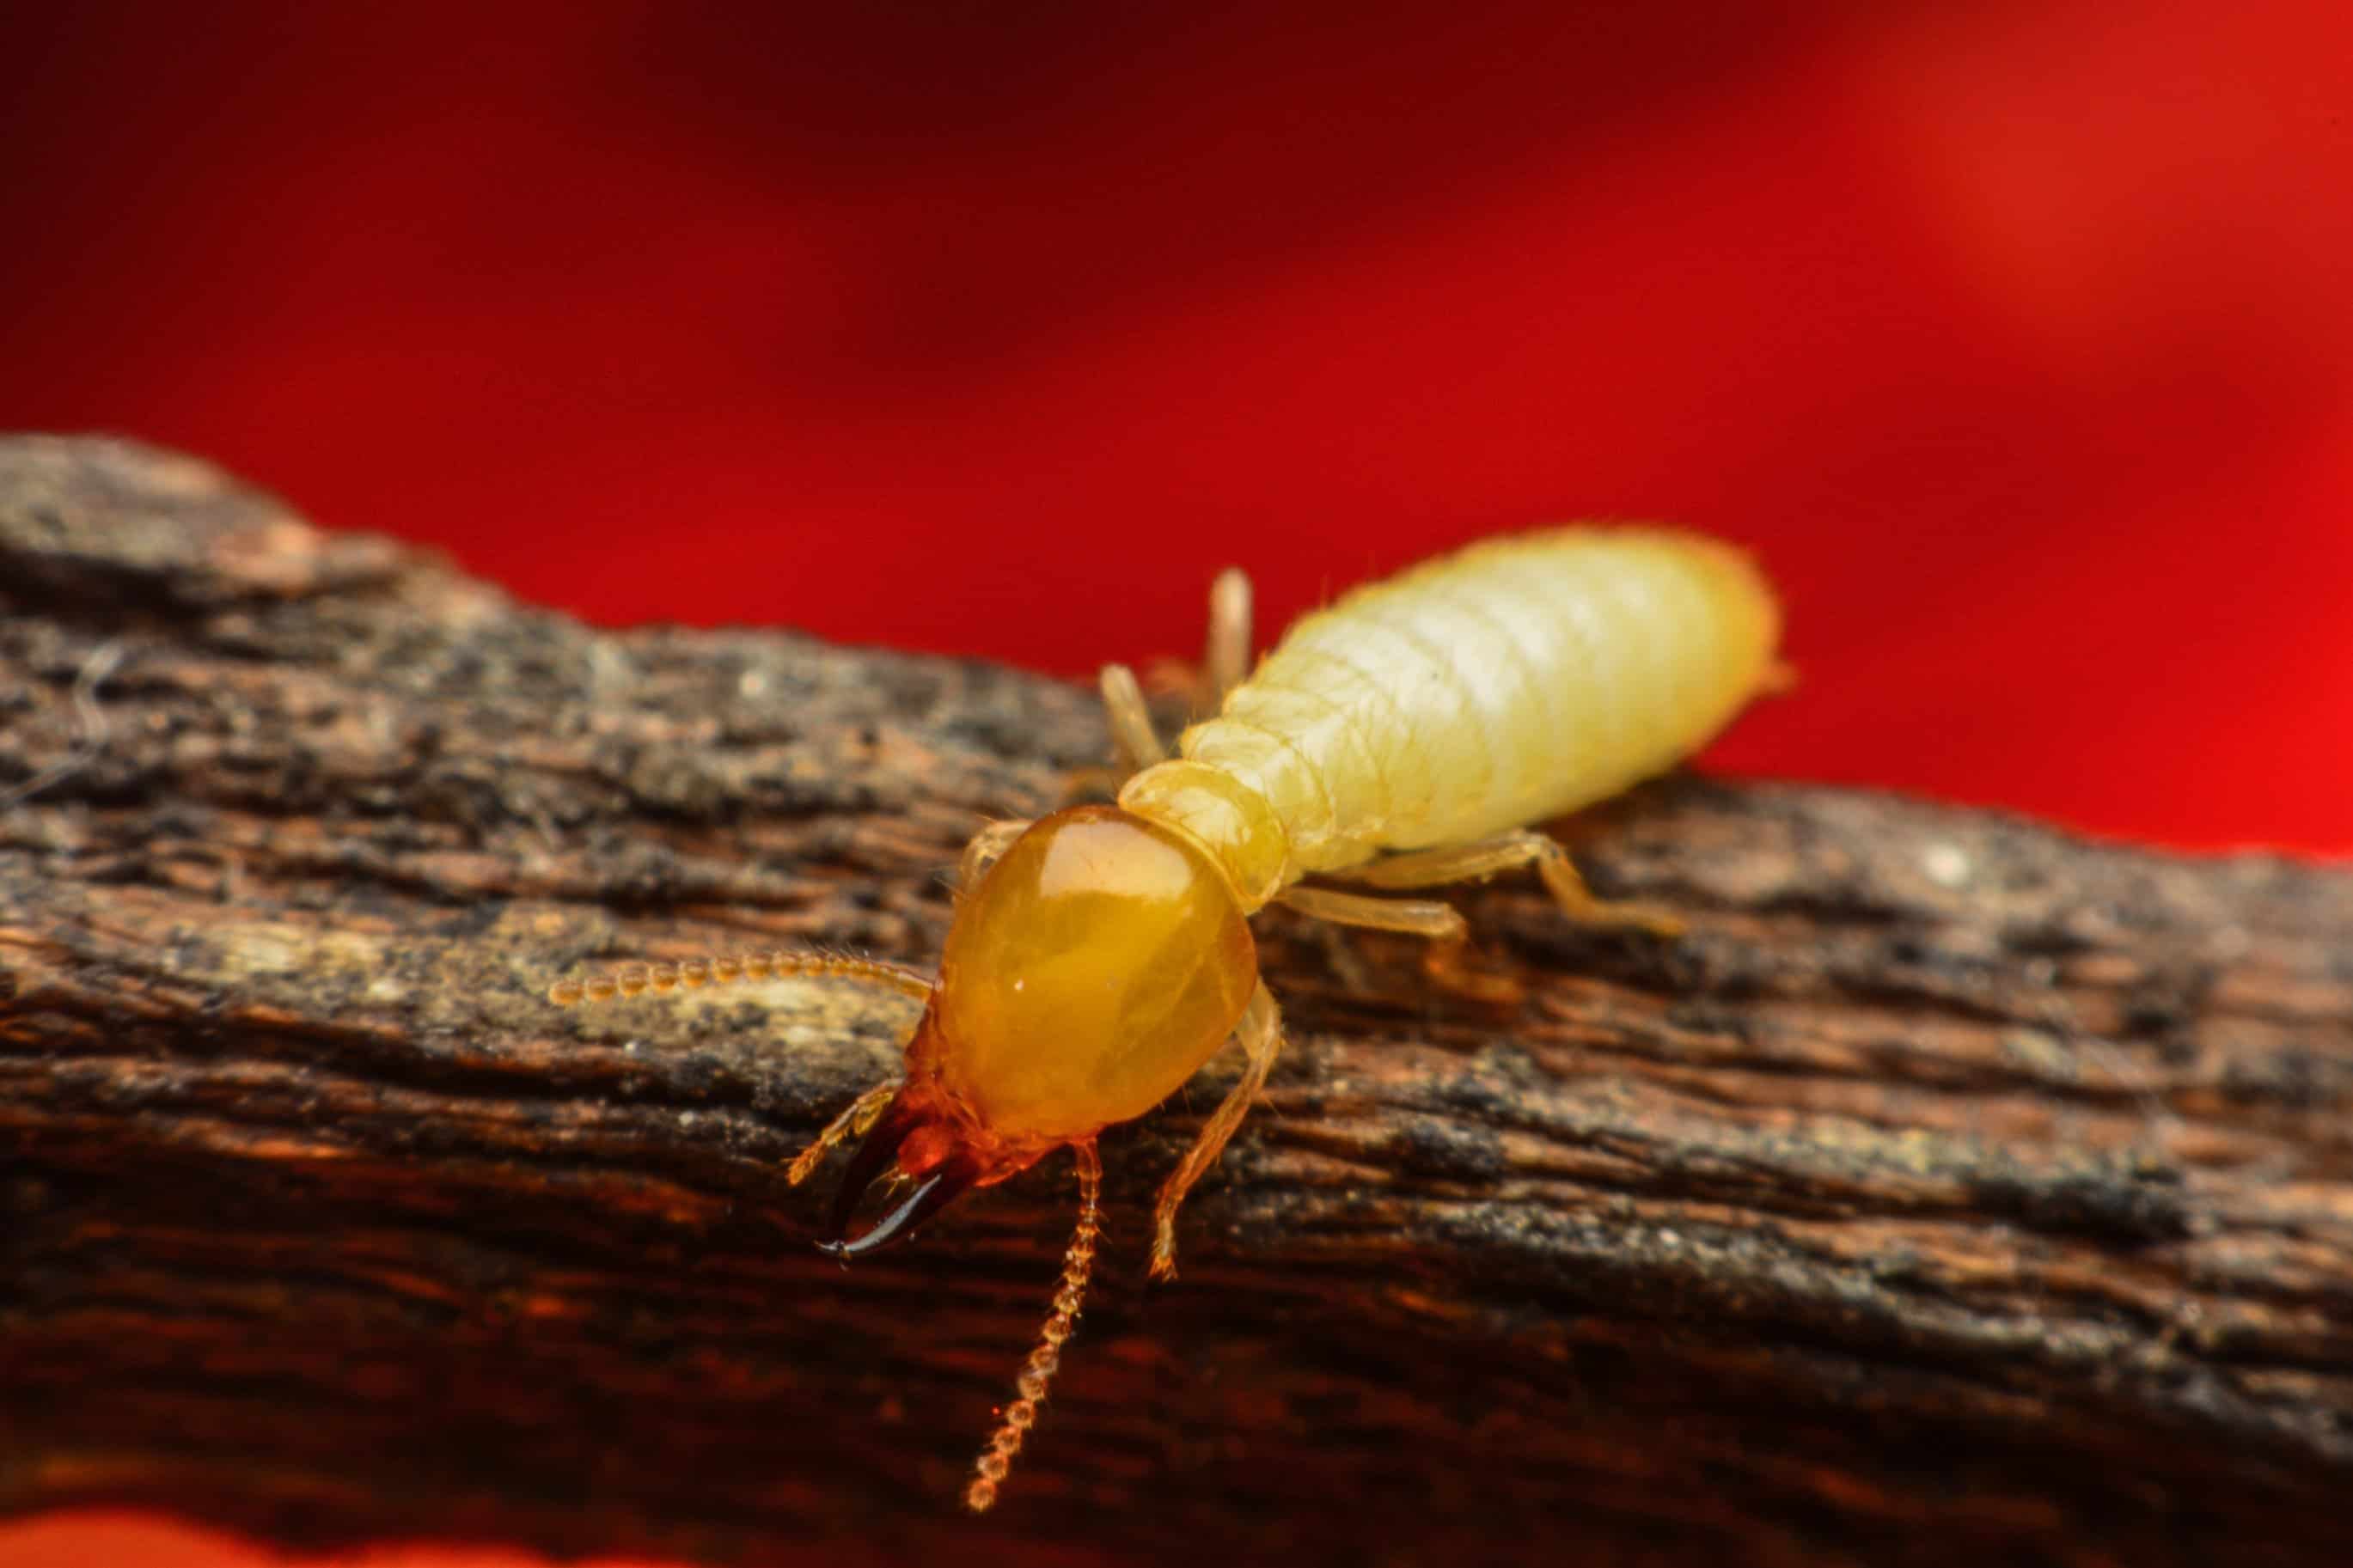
[549,526,1782,1510]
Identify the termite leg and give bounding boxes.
[1278,884,1463,938]
[965,1139,1102,1514]
[959,818,1033,890]
[1149,979,1282,1282]
[1098,662,1166,780]
[786,1078,902,1187]
[1138,566,1253,718]
[1342,830,1685,939]
[1277,886,1521,1004]
[1203,566,1252,705]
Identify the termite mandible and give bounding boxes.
[549,526,1782,1510]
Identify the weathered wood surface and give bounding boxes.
[3,436,2352,1568]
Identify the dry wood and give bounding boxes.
[3,436,2351,1567]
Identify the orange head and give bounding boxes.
[823,804,1257,1255]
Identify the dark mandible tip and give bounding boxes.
[819,1089,984,1260]
[820,1170,951,1260]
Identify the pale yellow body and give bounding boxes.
[1119,528,1782,911]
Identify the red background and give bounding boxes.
[4,4,2350,1565]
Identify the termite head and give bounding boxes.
[823,804,1257,1256]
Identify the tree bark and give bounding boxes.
[3,436,2350,1568]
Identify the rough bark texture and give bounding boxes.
[3,436,2351,1568]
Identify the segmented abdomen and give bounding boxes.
[1179,528,1780,876]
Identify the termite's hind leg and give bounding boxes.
[966,1139,1103,1514]
[1150,980,1281,1281]
[786,1079,901,1187]
[1344,830,1684,939]
[1277,885,1521,1004]
[1098,662,1166,781]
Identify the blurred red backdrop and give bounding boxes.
[4,3,2350,1565]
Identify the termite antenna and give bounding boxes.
[964,1140,1102,1514]
[546,949,933,1009]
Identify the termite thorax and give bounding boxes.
[1116,759,1290,912]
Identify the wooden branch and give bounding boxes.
[4,436,2351,1568]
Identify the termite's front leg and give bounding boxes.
[785,1078,901,1187]
[1149,979,1282,1281]
[1342,830,1684,938]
